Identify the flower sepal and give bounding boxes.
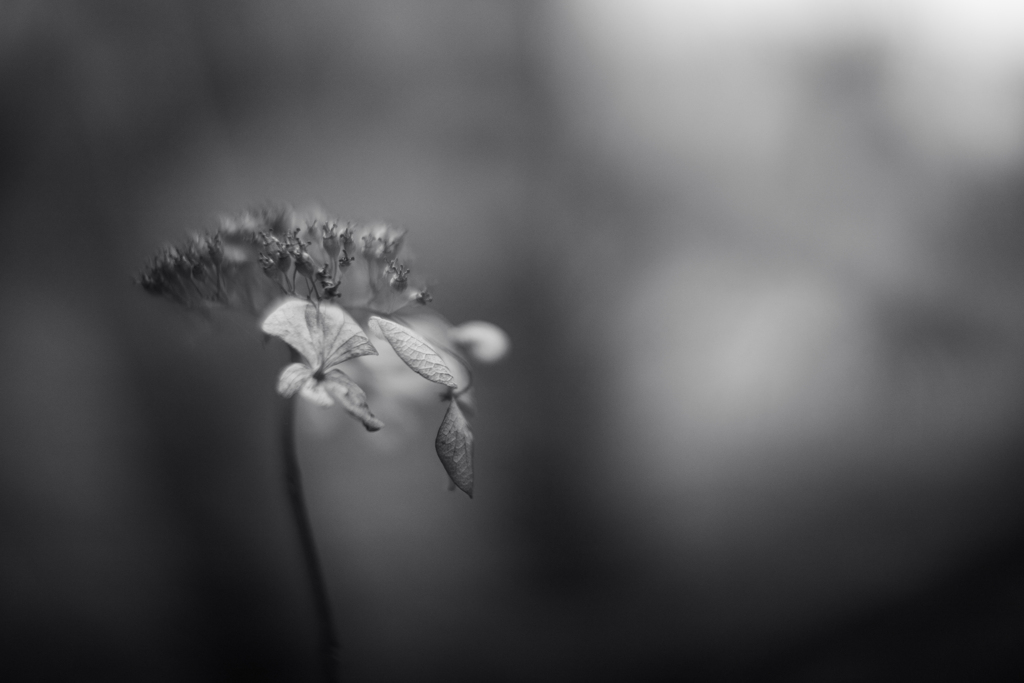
[262,297,383,430]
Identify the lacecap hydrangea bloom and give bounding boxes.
[138,205,508,496]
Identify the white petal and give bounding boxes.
[299,378,334,407]
[318,303,378,370]
[261,298,320,367]
[448,321,510,364]
[276,363,312,397]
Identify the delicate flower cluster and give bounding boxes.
[138,205,508,497]
[137,232,228,307]
[137,205,431,316]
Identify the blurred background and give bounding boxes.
[3,1,1024,680]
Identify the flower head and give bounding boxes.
[138,206,437,316]
[138,204,508,496]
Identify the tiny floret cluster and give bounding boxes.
[139,206,431,316]
[138,205,508,497]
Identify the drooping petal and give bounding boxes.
[435,399,473,497]
[323,369,384,431]
[369,316,458,388]
[276,363,312,398]
[318,304,378,371]
[261,298,320,367]
[299,377,334,407]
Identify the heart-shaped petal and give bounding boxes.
[261,298,320,367]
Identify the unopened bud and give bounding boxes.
[275,249,292,274]
[449,321,510,364]
[385,260,410,292]
[323,280,341,298]
[258,252,278,275]
[294,251,314,278]
[321,221,342,260]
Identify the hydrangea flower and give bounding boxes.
[137,204,508,498]
[137,204,509,679]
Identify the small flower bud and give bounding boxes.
[274,248,292,274]
[322,280,341,298]
[382,235,404,259]
[379,225,405,259]
[412,288,433,305]
[294,251,314,278]
[321,221,342,260]
[358,222,405,261]
[361,234,382,260]
[386,260,410,292]
[258,252,278,276]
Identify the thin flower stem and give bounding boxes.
[272,275,289,296]
[281,394,341,681]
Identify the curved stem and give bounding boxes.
[281,396,340,681]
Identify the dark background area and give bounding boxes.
[3,1,1024,680]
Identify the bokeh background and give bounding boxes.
[4,1,1024,680]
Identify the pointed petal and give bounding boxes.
[318,304,378,370]
[299,377,334,407]
[369,316,458,388]
[323,369,384,431]
[276,363,312,397]
[261,298,319,367]
[435,400,473,497]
